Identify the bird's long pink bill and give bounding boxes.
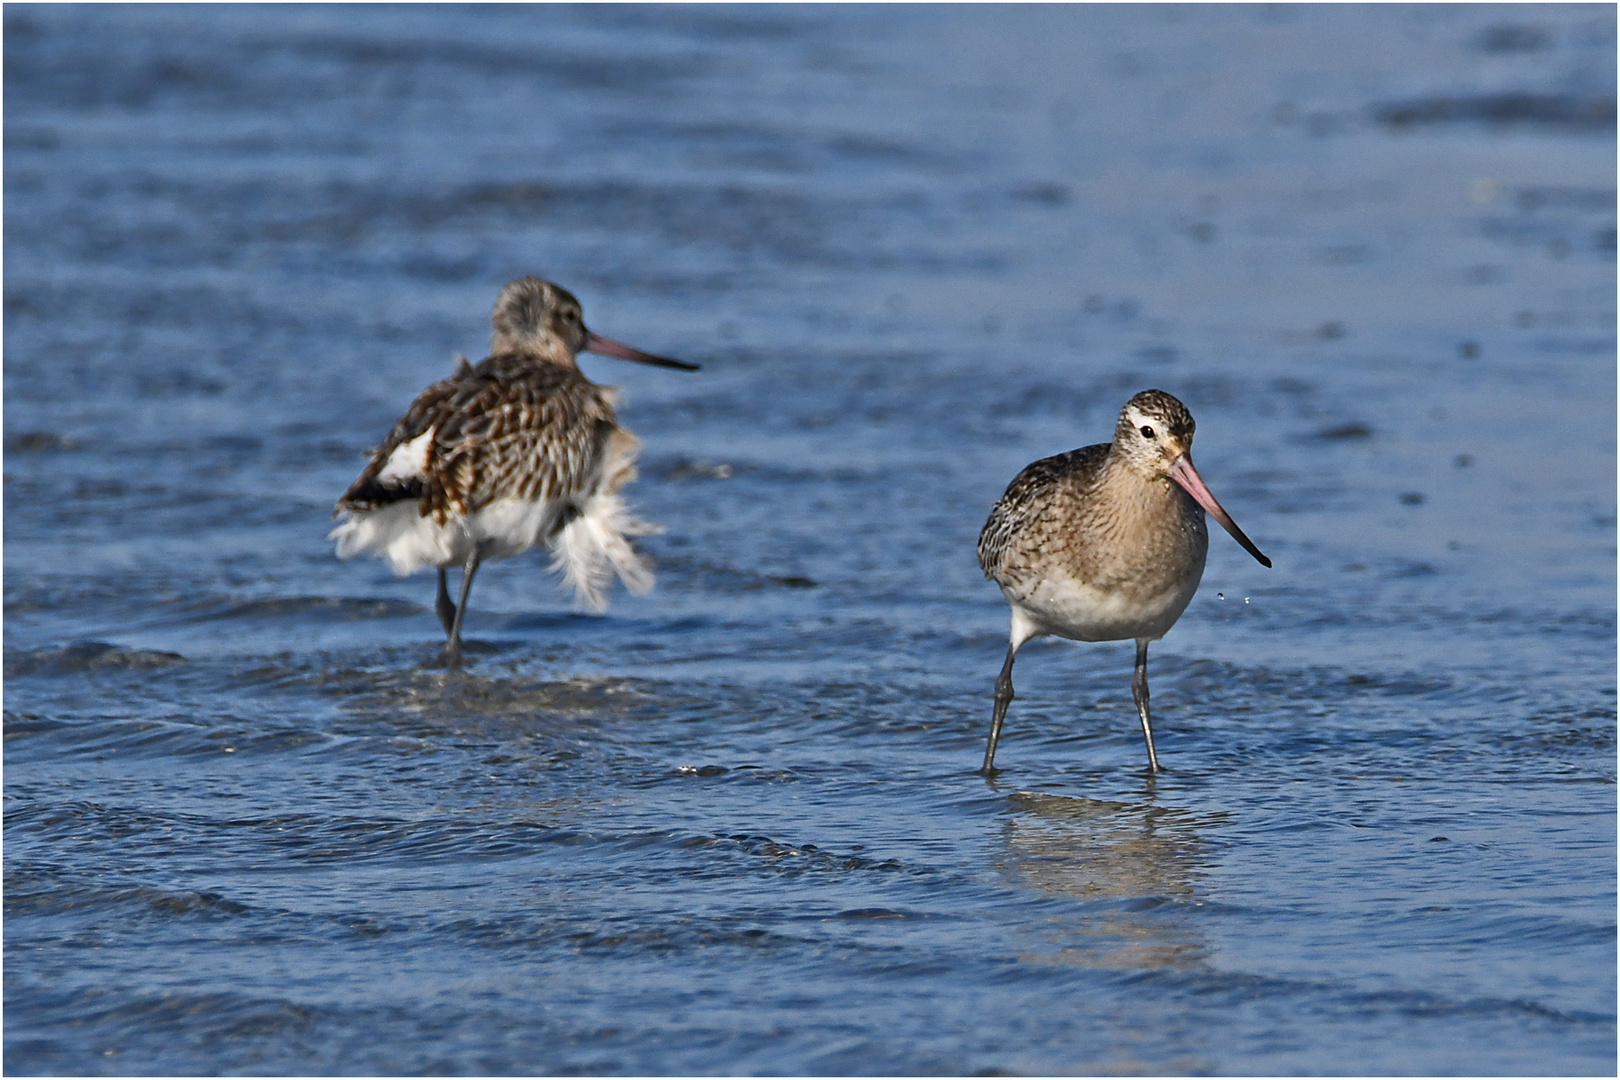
[586,332,700,371]
[1170,455,1272,568]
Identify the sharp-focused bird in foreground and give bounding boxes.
[976,389,1270,773]
[331,277,698,668]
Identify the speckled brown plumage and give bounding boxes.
[329,277,697,669]
[977,442,1208,619]
[976,389,1269,774]
[337,353,625,526]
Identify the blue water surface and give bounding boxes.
[5,4,1615,1075]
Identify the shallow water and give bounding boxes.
[4,4,1615,1075]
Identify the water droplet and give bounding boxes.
[1244,597,1250,604]
[1217,592,1224,600]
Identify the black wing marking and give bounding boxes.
[335,370,462,512]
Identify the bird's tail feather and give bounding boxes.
[548,492,659,613]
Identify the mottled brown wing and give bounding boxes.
[977,443,1108,584]
[427,358,616,520]
[335,355,617,523]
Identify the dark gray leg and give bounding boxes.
[436,569,456,636]
[441,545,486,670]
[982,644,1020,774]
[1132,637,1160,772]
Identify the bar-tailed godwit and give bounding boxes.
[976,389,1270,773]
[331,277,698,668]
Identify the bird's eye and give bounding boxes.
[1140,425,1156,439]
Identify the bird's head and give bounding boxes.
[490,277,697,371]
[1113,389,1271,568]
[1113,389,1197,479]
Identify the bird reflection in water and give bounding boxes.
[998,791,1223,972]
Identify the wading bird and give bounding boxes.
[331,278,698,668]
[976,389,1270,773]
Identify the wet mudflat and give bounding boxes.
[4,4,1614,1075]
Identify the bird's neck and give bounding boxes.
[491,333,578,368]
[1099,452,1180,513]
